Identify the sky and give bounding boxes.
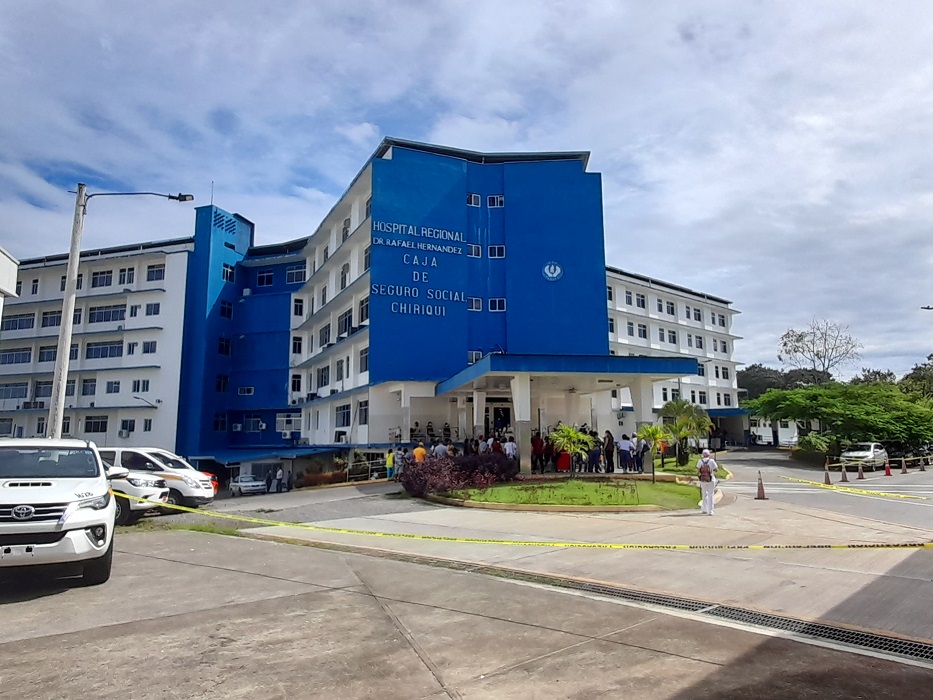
[2,1,933,377]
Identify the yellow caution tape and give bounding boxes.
[778,476,928,500]
[116,492,933,551]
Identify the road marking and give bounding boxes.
[778,476,928,500]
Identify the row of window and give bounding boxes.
[466,194,505,208]
[1,303,160,332]
[296,298,369,356]
[658,387,734,407]
[467,297,506,312]
[467,245,506,259]
[607,287,729,327]
[212,400,371,434]
[0,339,158,365]
[0,415,153,437]
[610,318,731,354]
[255,264,307,288]
[0,377,151,400]
[12,264,166,298]
[301,248,372,317]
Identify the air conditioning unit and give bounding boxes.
[35,401,45,409]
[258,422,267,430]
[291,399,298,405]
[306,392,317,400]
[118,429,130,438]
[337,332,348,340]
[21,401,34,410]
[242,288,252,296]
[232,423,242,432]
[334,431,347,443]
[360,319,370,326]
[281,431,291,439]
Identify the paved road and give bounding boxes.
[720,450,933,531]
[2,531,930,699]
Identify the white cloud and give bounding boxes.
[2,1,933,374]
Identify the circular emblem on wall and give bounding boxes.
[542,262,563,282]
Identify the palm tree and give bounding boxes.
[547,424,594,478]
[659,399,713,465]
[636,423,671,483]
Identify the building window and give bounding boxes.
[132,379,150,393]
[0,348,31,365]
[319,324,331,346]
[0,383,28,399]
[292,336,302,354]
[360,347,369,373]
[61,415,72,434]
[717,392,722,406]
[142,341,157,354]
[608,317,615,333]
[365,197,372,218]
[120,419,135,433]
[698,391,707,404]
[320,285,327,307]
[294,298,304,317]
[1,313,35,331]
[106,381,120,394]
[244,415,263,433]
[687,334,693,348]
[721,340,729,354]
[65,379,75,396]
[91,271,112,288]
[88,304,126,324]
[291,374,302,393]
[38,346,56,362]
[143,419,152,432]
[685,305,691,319]
[671,388,680,401]
[73,309,82,325]
[359,296,369,323]
[316,366,330,388]
[724,394,733,407]
[468,350,483,365]
[60,276,66,292]
[147,264,165,282]
[714,366,721,379]
[668,330,677,344]
[718,314,726,327]
[698,364,706,377]
[336,358,345,382]
[658,327,665,342]
[118,267,135,285]
[222,263,235,283]
[779,420,790,429]
[85,341,122,359]
[84,416,108,434]
[286,264,306,284]
[692,308,700,322]
[657,298,663,313]
[322,246,329,263]
[611,389,618,399]
[15,280,21,295]
[695,336,704,350]
[662,387,668,402]
[30,279,38,295]
[666,301,675,316]
[691,390,697,403]
[126,342,137,355]
[37,416,46,435]
[34,381,53,398]
[337,309,352,336]
[335,404,351,428]
[129,305,139,318]
[220,301,233,319]
[340,263,350,291]
[467,297,482,312]
[625,290,633,306]
[257,269,274,287]
[82,379,97,396]
[626,321,634,337]
[145,303,160,316]
[237,386,254,396]
[722,367,730,380]
[218,337,232,356]
[636,293,646,309]
[467,193,481,207]
[637,323,648,339]
[41,310,61,327]
[711,311,716,324]
[488,245,505,258]
[363,246,371,271]
[489,298,506,312]
[607,286,614,301]
[213,413,227,432]
[467,244,481,258]
[358,400,369,425]
[487,195,505,208]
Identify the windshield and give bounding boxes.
[846,443,873,451]
[239,475,257,482]
[149,450,196,470]
[0,447,100,478]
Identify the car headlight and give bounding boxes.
[127,477,157,488]
[181,475,198,488]
[78,492,112,510]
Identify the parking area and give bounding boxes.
[2,530,932,699]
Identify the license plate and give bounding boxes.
[0,545,36,559]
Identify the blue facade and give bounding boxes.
[369,146,607,383]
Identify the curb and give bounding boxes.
[425,493,664,513]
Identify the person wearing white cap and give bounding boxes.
[696,449,719,515]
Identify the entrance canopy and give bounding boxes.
[435,354,699,397]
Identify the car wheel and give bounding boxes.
[81,538,113,586]
[160,489,185,514]
[231,487,238,497]
[114,496,139,526]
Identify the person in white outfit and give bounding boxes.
[696,449,718,515]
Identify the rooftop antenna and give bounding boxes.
[210,180,214,206]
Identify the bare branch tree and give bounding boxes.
[777,319,862,376]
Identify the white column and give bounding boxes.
[472,390,486,439]
[510,373,532,473]
[457,396,468,442]
[629,376,656,427]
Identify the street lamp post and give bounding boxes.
[46,184,193,439]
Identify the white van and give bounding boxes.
[98,447,214,509]
[0,439,118,585]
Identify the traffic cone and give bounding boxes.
[824,463,832,485]
[857,463,865,480]
[840,464,849,483]
[901,458,908,475]
[884,460,892,477]
[755,470,768,500]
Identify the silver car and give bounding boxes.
[840,442,888,471]
[230,474,268,496]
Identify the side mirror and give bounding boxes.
[145,462,156,470]
[107,465,130,480]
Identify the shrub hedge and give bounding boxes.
[400,453,519,498]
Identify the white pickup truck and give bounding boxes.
[0,439,118,585]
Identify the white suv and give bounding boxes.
[0,439,117,585]
[108,469,169,525]
[98,448,214,509]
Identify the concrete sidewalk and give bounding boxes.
[244,492,933,642]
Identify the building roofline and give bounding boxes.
[375,137,591,168]
[247,236,311,258]
[19,236,195,267]
[605,265,733,306]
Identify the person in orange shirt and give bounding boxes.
[413,442,427,463]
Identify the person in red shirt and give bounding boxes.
[491,436,504,454]
[531,432,545,473]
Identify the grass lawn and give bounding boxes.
[450,478,699,509]
[117,517,241,537]
[655,459,728,479]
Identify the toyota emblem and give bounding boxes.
[12,505,35,520]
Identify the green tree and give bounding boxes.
[746,383,933,447]
[547,424,594,477]
[636,423,672,483]
[736,363,786,400]
[900,354,933,398]
[659,399,713,465]
[850,368,897,385]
